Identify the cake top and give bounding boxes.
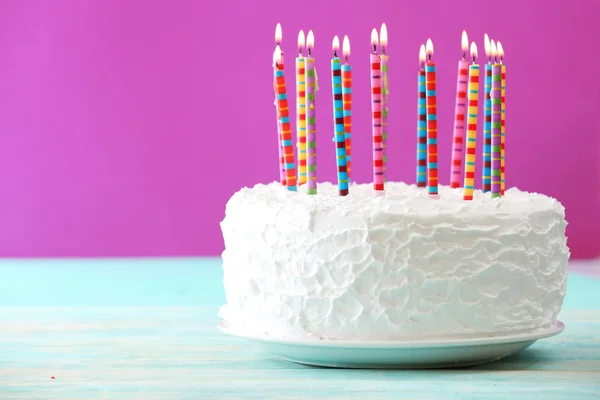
[226,182,565,219]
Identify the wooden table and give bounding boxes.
[1,258,599,399]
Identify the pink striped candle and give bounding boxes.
[491,41,502,198]
[370,29,384,192]
[450,30,469,188]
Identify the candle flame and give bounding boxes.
[470,41,478,61]
[497,41,504,60]
[380,23,388,49]
[371,28,379,49]
[461,30,469,53]
[273,45,282,65]
[343,35,350,58]
[298,30,305,52]
[307,30,314,51]
[484,33,491,58]
[426,38,434,57]
[491,39,497,59]
[332,35,340,54]
[419,44,426,65]
[275,23,282,44]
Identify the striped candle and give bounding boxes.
[342,35,352,180]
[275,98,286,186]
[331,36,348,196]
[482,34,492,192]
[296,31,307,186]
[370,29,384,192]
[274,51,297,191]
[425,39,438,197]
[499,41,506,195]
[491,62,502,197]
[483,63,492,192]
[463,44,480,201]
[450,31,469,188]
[381,54,389,181]
[305,31,317,195]
[501,63,506,194]
[274,25,286,186]
[416,45,426,187]
[380,23,389,181]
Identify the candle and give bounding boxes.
[380,23,389,180]
[370,28,384,192]
[331,36,349,196]
[498,41,506,195]
[463,42,480,201]
[296,30,307,186]
[416,44,427,187]
[425,38,438,197]
[274,46,297,191]
[491,40,502,198]
[305,30,318,195]
[450,30,469,188]
[342,35,352,180]
[482,34,492,192]
[274,24,286,185]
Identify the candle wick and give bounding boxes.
[373,44,377,53]
[472,55,476,64]
[345,55,349,64]
[308,48,312,56]
[428,54,432,62]
[299,49,303,56]
[334,50,337,57]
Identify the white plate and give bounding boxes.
[219,320,565,369]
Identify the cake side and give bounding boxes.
[219,182,569,340]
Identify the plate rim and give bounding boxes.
[219,320,565,349]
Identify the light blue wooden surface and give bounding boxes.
[1,258,599,399]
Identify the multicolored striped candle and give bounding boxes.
[331,36,349,196]
[450,30,469,188]
[370,28,384,192]
[305,30,318,195]
[274,24,286,185]
[274,46,297,191]
[498,41,506,195]
[425,38,438,197]
[380,23,389,180]
[342,35,352,180]
[463,42,480,201]
[416,44,427,187]
[296,30,307,186]
[491,41,502,198]
[482,34,492,192]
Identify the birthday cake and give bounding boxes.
[219,182,569,341]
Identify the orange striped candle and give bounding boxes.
[296,30,307,185]
[463,42,480,201]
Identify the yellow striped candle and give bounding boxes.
[463,42,480,201]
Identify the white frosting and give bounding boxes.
[219,182,569,340]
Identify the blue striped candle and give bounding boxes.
[331,38,348,196]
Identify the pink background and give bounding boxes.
[0,0,598,258]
